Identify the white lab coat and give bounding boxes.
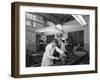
[41,43,64,66]
[61,43,67,52]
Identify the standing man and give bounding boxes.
[59,38,67,64]
[41,39,64,66]
[61,38,67,53]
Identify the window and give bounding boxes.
[68,30,84,47]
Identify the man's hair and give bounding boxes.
[62,40,65,43]
[52,39,58,45]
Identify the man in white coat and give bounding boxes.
[41,39,64,66]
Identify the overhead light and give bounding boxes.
[72,15,87,26]
[78,15,87,26]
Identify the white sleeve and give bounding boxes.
[55,47,64,55]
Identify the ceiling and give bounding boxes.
[29,12,75,24]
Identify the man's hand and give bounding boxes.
[60,53,66,61]
[54,57,60,60]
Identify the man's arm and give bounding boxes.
[46,45,59,60]
[55,47,64,55]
